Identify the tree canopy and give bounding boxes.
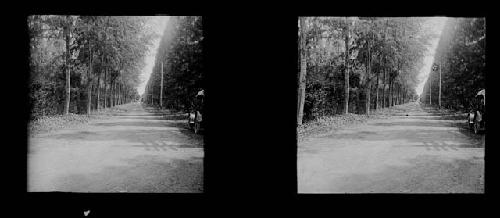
[28,15,155,119]
[298,17,430,123]
[144,16,203,111]
[420,17,485,110]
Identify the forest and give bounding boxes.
[420,18,485,110]
[298,17,433,125]
[143,16,203,112]
[28,16,155,120]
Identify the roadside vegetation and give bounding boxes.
[298,17,430,126]
[28,16,157,132]
[28,102,136,135]
[420,18,485,111]
[298,102,419,141]
[297,17,485,140]
[143,16,203,112]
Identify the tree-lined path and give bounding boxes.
[298,102,484,193]
[28,16,204,193]
[29,102,203,192]
[297,17,485,193]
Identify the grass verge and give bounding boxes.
[29,103,135,136]
[298,102,420,142]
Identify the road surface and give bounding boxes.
[298,102,484,193]
[28,102,203,192]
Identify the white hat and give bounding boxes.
[476,89,485,96]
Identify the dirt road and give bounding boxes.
[28,102,203,192]
[298,102,484,193]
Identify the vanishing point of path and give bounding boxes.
[298,102,484,193]
[28,102,203,192]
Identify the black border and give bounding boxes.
[10,4,497,216]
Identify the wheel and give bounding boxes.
[188,112,195,129]
[194,121,201,134]
[468,114,474,130]
[474,118,480,134]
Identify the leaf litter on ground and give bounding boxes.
[298,102,425,142]
[29,103,135,136]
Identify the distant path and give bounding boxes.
[29,102,203,192]
[298,102,484,193]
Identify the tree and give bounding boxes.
[298,17,307,124]
[421,17,485,110]
[28,16,155,119]
[299,17,432,123]
[343,17,351,114]
[144,16,203,112]
[63,16,72,114]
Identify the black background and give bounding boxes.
[8,3,497,216]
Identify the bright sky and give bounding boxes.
[137,17,446,96]
[137,16,170,96]
[415,17,448,96]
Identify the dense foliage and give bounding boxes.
[420,18,485,111]
[28,16,154,119]
[143,16,203,112]
[298,17,429,123]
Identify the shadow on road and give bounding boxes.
[323,127,483,148]
[406,116,466,120]
[332,154,484,193]
[371,121,456,128]
[52,155,203,192]
[93,121,186,128]
[54,128,202,147]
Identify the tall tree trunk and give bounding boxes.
[394,83,397,105]
[113,82,116,106]
[396,84,399,105]
[63,18,71,115]
[110,80,114,107]
[403,88,406,104]
[160,62,164,108]
[366,83,371,115]
[119,83,122,105]
[389,79,393,107]
[297,17,307,125]
[397,76,400,104]
[109,80,114,107]
[388,79,392,107]
[402,86,404,104]
[401,86,403,104]
[382,65,386,108]
[86,44,93,115]
[398,84,400,105]
[96,72,101,112]
[344,19,350,114]
[375,68,379,110]
[92,81,96,110]
[387,79,391,107]
[365,32,371,115]
[396,83,401,105]
[116,82,118,105]
[396,84,400,105]
[120,84,122,104]
[116,82,119,106]
[103,68,108,109]
[87,83,92,113]
[403,88,405,104]
[113,81,116,107]
[399,85,402,105]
